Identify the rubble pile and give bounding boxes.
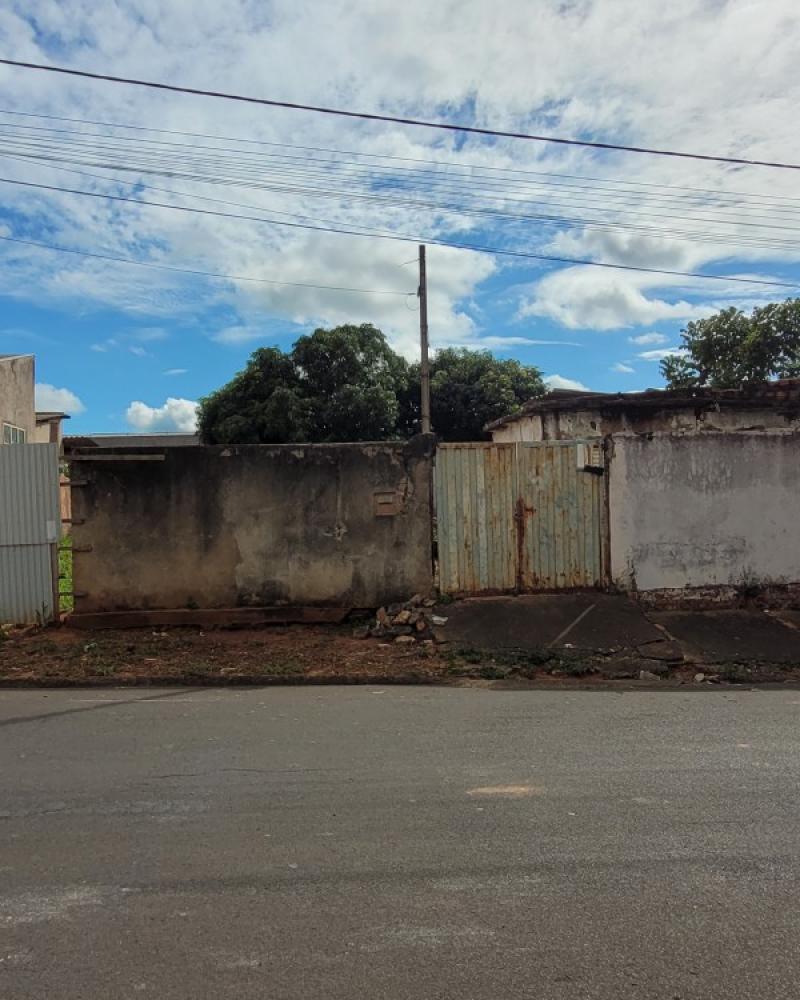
[353,594,448,645]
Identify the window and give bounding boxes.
[2,422,27,444]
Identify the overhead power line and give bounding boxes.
[2,107,798,205]
[1,58,798,172]
[0,232,414,296]
[6,147,800,257]
[3,175,798,289]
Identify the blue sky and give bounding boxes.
[1,1,799,434]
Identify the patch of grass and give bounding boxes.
[259,658,305,676]
[713,663,754,683]
[186,659,216,677]
[58,535,73,614]
[549,659,598,677]
[445,645,558,679]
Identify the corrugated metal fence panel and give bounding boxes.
[435,444,517,594]
[0,444,61,545]
[0,544,55,624]
[517,442,604,589]
[435,440,606,594]
[0,444,60,622]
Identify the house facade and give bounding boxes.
[0,354,36,444]
[0,354,69,449]
[486,382,800,442]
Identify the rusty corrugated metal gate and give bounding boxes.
[435,441,608,594]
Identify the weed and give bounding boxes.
[713,663,754,683]
[187,660,216,676]
[92,661,118,677]
[549,659,598,677]
[261,658,305,676]
[58,535,73,614]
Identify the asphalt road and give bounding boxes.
[2,686,800,999]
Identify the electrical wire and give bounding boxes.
[0,232,415,296]
[1,58,798,171]
[2,120,799,221]
[3,107,799,207]
[6,132,800,257]
[3,174,798,289]
[7,148,800,257]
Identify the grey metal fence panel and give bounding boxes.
[0,444,60,545]
[0,444,60,622]
[0,544,55,623]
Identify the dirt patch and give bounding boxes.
[0,624,450,686]
[1,625,799,687]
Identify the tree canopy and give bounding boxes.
[661,299,800,389]
[198,324,545,444]
[398,348,546,440]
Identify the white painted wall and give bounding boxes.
[609,433,800,591]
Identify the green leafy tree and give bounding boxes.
[399,348,545,440]
[198,324,407,444]
[661,300,800,389]
[199,326,545,444]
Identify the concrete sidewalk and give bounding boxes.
[434,593,800,669]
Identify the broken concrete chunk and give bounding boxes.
[422,598,437,608]
[408,594,424,606]
[431,615,448,626]
[376,607,389,626]
[639,669,662,681]
[694,672,705,683]
[394,634,416,645]
[392,609,413,626]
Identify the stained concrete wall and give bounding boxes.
[71,439,434,612]
[491,403,800,443]
[0,355,35,441]
[609,433,800,593]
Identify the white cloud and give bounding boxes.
[518,267,711,331]
[129,345,149,357]
[611,362,635,373]
[0,0,798,359]
[163,368,188,376]
[126,398,198,432]
[545,374,590,391]
[638,347,687,361]
[35,383,85,414]
[629,332,669,345]
[212,325,265,346]
[90,343,107,353]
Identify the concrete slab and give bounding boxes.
[773,610,800,632]
[435,593,662,651]
[650,609,800,664]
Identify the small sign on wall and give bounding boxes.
[373,490,400,516]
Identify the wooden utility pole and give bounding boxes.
[418,244,431,434]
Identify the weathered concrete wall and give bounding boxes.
[0,355,35,441]
[71,439,434,611]
[609,433,800,593]
[491,403,800,443]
